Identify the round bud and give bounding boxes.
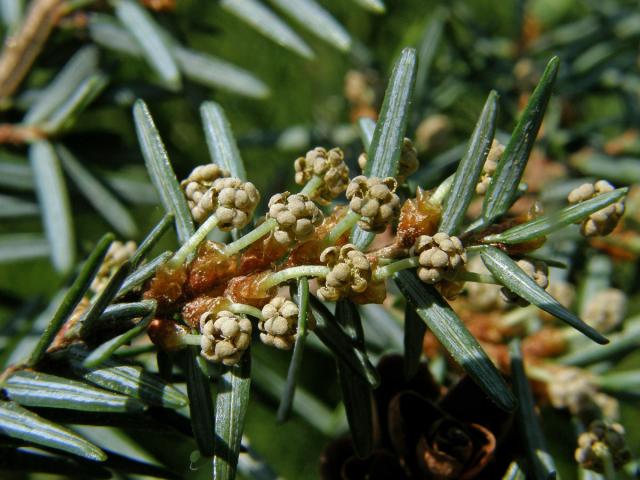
[267,192,323,245]
[568,180,625,237]
[575,420,631,473]
[583,288,626,333]
[259,296,314,350]
[293,147,350,204]
[547,366,597,415]
[91,241,137,293]
[411,233,466,285]
[500,258,548,306]
[200,310,252,365]
[181,164,230,224]
[210,177,260,231]
[476,139,505,195]
[346,176,400,232]
[318,244,372,301]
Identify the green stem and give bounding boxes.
[259,265,329,292]
[373,257,418,281]
[277,277,310,422]
[300,175,324,197]
[223,218,278,256]
[599,445,617,480]
[372,257,500,283]
[229,303,264,320]
[114,343,156,357]
[180,334,203,347]
[170,214,219,267]
[430,173,455,206]
[526,365,554,383]
[324,210,361,246]
[500,304,537,328]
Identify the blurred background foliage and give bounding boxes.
[1,0,640,478]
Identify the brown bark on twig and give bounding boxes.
[0,123,46,143]
[141,0,175,11]
[0,0,66,101]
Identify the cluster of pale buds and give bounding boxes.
[476,139,505,195]
[317,244,372,302]
[547,366,596,414]
[575,420,631,473]
[294,147,349,204]
[568,180,625,237]
[412,233,466,284]
[181,165,259,230]
[266,192,323,245]
[91,240,136,293]
[259,296,314,350]
[200,310,252,366]
[583,288,627,333]
[346,176,400,232]
[181,164,229,224]
[210,178,260,231]
[500,258,548,306]
[357,137,419,182]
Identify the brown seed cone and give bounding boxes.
[143,263,188,313]
[285,206,349,268]
[181,295,231,329]
[142,0,176,12]
[237,233,291,276]
[521,327,568,359]
[185,241,238,296]
[224,272,274,309]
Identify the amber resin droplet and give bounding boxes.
[148,318,191,351]
[186,241,238,295]
[224,271,274,308]
[238,234,289,276]
[351,279,387,304]
[287,206,348,268]
[181,295,231,329]
[397,189,441,248]
[144,263,188,312]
